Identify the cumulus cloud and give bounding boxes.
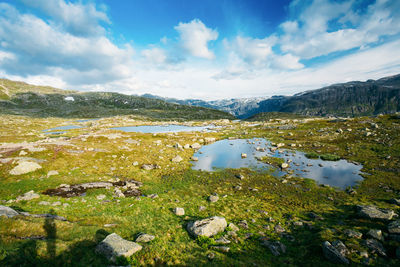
[141,47,167,66]
[20,0,110,37]
[280,0,400,59]
[0,2,134,86]
[231,36,276,66]
[174,19,218,59]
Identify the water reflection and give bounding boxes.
[191,138,363,189]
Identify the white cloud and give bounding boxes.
[0,2,134,85]
[280,0,400,59]
[231,36,276,66]
[141,47,167,66]
[21,0,110,37]
[174,19,218,59]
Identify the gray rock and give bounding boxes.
[388,220,400,234]
[208,195,219,203]
[191,143,201,149]
[211,246,230,253]
[331,240,349,257]
[198,206,206,211]
[96,233,142,262]
[228,223,239,232]
[357,205,396,220]
[135,233,155,243]
[274,224,285,234]
[0,205,19,218]
[235,174,245,180]
[97,194,106,200]
[367,229,383,241]
[9,161,42,175]
[47,170,59,177]
[16,190,40,201]
[173,207,185,216]
[171,155,183,163]
[322,241,349,264]
[191,156,198,161]
[344,229,362,239]
[364,239,386,257]
[263,240,286,256]
[187,216,227,237]
[141,164,160,170]
[238,220,249,229]
[215,237,231,244]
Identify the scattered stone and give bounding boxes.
[364,239,386,257]
[187,216,227,237]
[207,252,215,260]
[135,233,155,243]
[191,156,198,161]
[171,155,183,163]
[148,194,158,199]
[38,201,50,205]
[211,246,230,253]
[52,201,61,206]
[191,143,201,149]
[97,194,106,200]
[19,150,28,156]
[308,212,324,221]
[215,237,231,244]
[141,164,160,170]
[274,224,285,234]
[228,223,239,232]
[114,188,125,198]
[0,205,19,218]
[9,161,42,175]
[367,229,383,241]
[96,233,142,262]
[322,241,349,264]
[357,205,396,220]
[235,174,245,180]
[47,170,59,177]
[16,190,40,201]
[281,163,289,169]
[132,161,139,166]
[199,206,206,212]
[204,137,216,143]
[173,207,185,216]
[208,195,219,203]
[262,240,286,256]
[104,224,117,228]
[293,221,303,227]
[388,220,400,234]
[344,229,362,239]
[238,220,249,229]
[241,153,247,158]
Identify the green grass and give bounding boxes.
[0,114,399,266]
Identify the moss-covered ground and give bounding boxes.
[0,114,399,266]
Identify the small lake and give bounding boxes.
[112,125,216,133]
[191,138,363,189]
[43,125,83,134]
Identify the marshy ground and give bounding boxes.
[0,114,399,266]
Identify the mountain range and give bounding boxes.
[142,74,400,118]
[0,74,399,120]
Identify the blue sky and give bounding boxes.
[0,0,399,99]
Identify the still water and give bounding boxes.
[112,125,215,133]
[191,138,363,189]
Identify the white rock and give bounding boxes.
[47,170,59,177]
[9,161,42,175]
[96,233,142,262]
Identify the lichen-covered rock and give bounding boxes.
[16,190,40,201]
[173,207,185,216]
[364,239,386,257]
[135,233,155,243]
[96,233,142,262]
[9,161,42,175]
[171,155,183,163]
[187,216,227,237]
[357,205,396,220]
[322,241,349,264]
[0,205,19,218]
[388,220,400,234]
[263,240,286,256]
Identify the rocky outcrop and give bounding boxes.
[322,241,349,264]
[0,205,19,218]
[357,205,396,220]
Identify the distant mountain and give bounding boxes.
[251,74,400,117]
[142,74,400,119]
[0,79,234,120]
[140,94,267,118]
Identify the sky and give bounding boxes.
[0,0,399,100]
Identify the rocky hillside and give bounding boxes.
[253,74,400,117]
[0,80,234,120]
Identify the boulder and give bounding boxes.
[135,233,155,243]
[187,216,227,237]
[47,170,59,177]
[364,239,386,257]
[173,207,185,216]
[322,241,349,264]
[281,163,289,169]
[367,229,383,241]
[388,220,400,234]
[357,205,396,220]
[9,161,42,175]
[263,240,286,256]
[191,143,201,149]
[208,195,219,203]
[96,233,142,262]
[16,190,40,201]
[0,205,19,218]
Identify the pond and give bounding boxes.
[43,125,83,134]
[191,138,363,189]
[112,125,216,133]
